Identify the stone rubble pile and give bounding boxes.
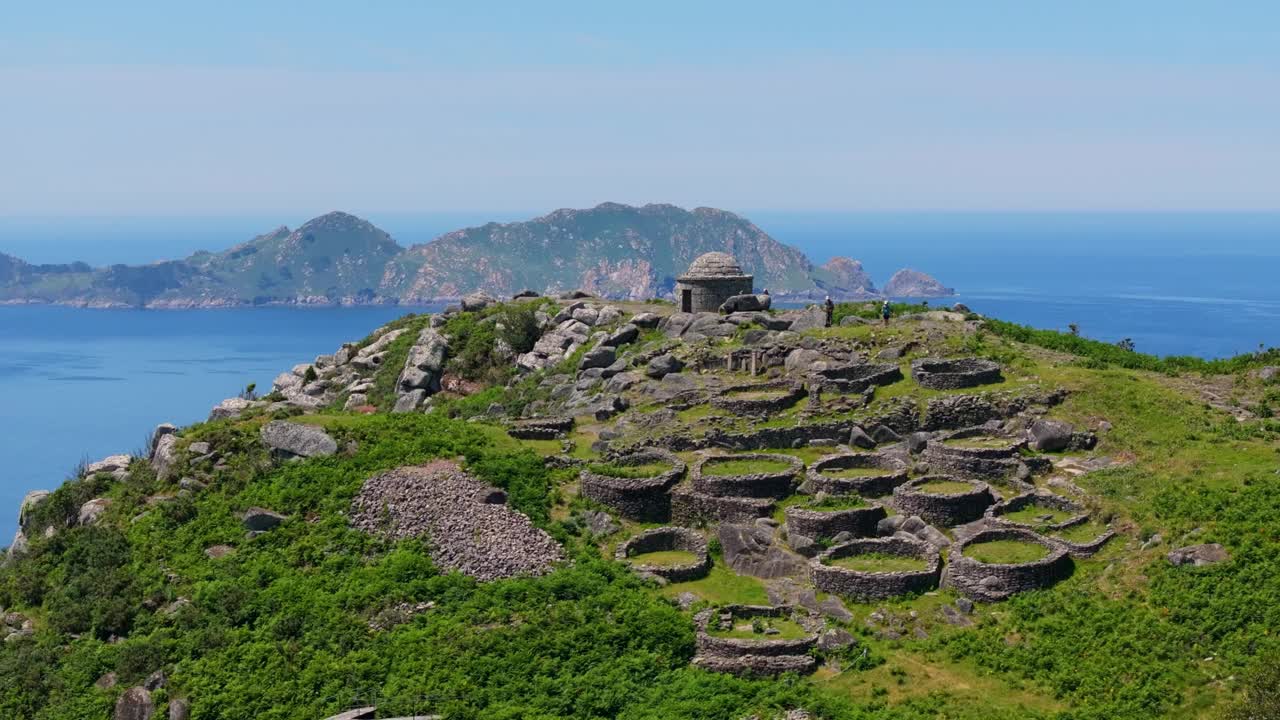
[350,461,563,581]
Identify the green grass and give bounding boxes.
[916,479,977,495]
[962,539,1050,564]
[1051,520,1111,543]
[805,494,867,510]
[627,550,699,567]
[706,617,810,640]
[819,465,893,479]
[660,563,768,605]
[826,552,930,573]
[701,457,795,476]
[585,461,672,478]
[1004,505,1077,526]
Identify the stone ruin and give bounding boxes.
[349,461,563,582]
[911,357,1004,390]
[692,605,819,677]
[892,476,997,527]
[948,527,1073,602]
[811,536,943,601]
[615,526,711,583]
[671,454,802,526]
[578,449,685,522]
[804,452,910,496]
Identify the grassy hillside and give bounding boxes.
[1,301,1276,719]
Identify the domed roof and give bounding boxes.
[682,251,748,279]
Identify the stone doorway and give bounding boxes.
[681,289,692,313]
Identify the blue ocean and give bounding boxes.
[1,212,1277,539]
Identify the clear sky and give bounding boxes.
[2,1,1277,215]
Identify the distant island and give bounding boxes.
[0,203,953,308]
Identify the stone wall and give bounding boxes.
[911,358,1003,390]
[705,420,855,451]
[812,362,903,394]
[579,449,685,522]
[616,526,711,582]
[506,417,575,440]
[922,434,1026,479]
[987,492,1087,532]
[677,277,754,314]
[710,382,807,415]
[785,502,887,540]
[692,605,819,676]
[810,537,942,600]
[671,486,775,525]
[948,528,1073,602]
[892,476,996,526]
[692,454,803,499]
[806,453,909,496]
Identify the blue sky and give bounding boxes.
[1,1,1277,214]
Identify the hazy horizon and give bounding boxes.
[4,2,1278,215]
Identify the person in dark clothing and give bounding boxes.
[881,300,891,326]
[823,296,835,327]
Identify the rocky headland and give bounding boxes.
[0,204,952,308]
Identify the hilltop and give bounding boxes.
[2,292,1278,719]
[0,204,951,308]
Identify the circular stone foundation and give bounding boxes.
[693,454,803,499]
[615,526,711,582]
[579,449,686,522]
[710,381,806,415]
[806,452,909,496]
[923,430,1026,479]
[892,476,995,526]
[949,527,1073,602]
[784,500,887,540]
[811,536,942,600]
[506,416,575,440]
[911,357,1003,390]
[696,599,814,655]
[812,362,903,393]
[987,491,1088,532]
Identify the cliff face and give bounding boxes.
[0,204,954,306]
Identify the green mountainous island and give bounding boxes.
[0,203,951,308]
[2,291,1278,719]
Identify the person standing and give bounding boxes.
[881,300,891,326]
[823,295,835,327]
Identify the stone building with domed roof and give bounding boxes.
[675,252,754,313]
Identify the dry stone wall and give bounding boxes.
[892,476,996,526]
[948,528,1073,602]
[579,449,685,522]
[616,526,711,582]
[692,454,802,499]
[784,502,887,539]
[911,358,1003,390]
[811,537,942,600]
[806,453,909,496]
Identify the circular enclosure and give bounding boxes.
[924,429,1026,479]
[693,605,818,658]
[987,492,1088,532]
[615,526,711,582]
[811,536,942,600]
[692,454,803,499]
[784,499,887,540]
[911,358,1003,390]
[812,362,903,393]
[579,449,685,522]
[506,416,575,440]
[710,381,806,415]
[949,527,1072,602]
[892,476,995,526]
[806,452,909,496]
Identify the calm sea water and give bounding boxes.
[0,212,1277,539]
